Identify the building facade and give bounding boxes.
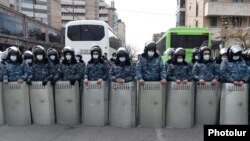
[176,0,250,39]
[0,0,62,29]
[61,0,86,26]
[61,0,119,32]
[176,0,250,31]
[117,19,126,46]
[0,4,62,51]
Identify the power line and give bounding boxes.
[54,0,81,20]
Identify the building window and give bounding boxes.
[21,7,47,14]
[67,25,105,41]
[21,0,33,4]
[233,0,243,3]
[209,0,218,2]
[209,17,217,27]
[232,16,242,27]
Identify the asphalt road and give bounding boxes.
[0,125,203,141]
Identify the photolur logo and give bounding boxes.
[208,129,247,137]
[204,125,249,141]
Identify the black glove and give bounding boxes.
[42,80,48,86]
[70,80,76,85]
[51,80,56,86]
[26,79,32,86]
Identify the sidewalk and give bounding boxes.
[0,125,203,141]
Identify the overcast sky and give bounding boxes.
[105,0,177,52]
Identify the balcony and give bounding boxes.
[99,16,108,22]
[61,0,85,5]
[62,16,74,21]
[62,8,85,13]
[205,2,250,16]
[99,1,106,7]
[99,9,108,14]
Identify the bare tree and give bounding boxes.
[125,44,139,58]
[220,26,250,49]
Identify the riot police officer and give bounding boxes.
[109,52,117,65]
[220,45,249,85]
[164,48,175,71]
[47,48,60,85]
[84,45,109,85]
[109,47,134,83]
[23,50,33,67]
[3,46,28,84]
[167,47,193,83]
[27,45,52,86]
[192,46,219,85]
[216,47,228,65]
[189,47,200,69]
[135,41,167,85]
[55,46,81,85]
[74,49,86,79]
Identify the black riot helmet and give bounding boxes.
[227,45,242,61]
[62,46,74,55]
[7,46,22,63]
[245,50,250,60]
[90,45,102,55]
[144,41,156,53]
[8,46,21,56]
[242,49,249,61]
[192,47,200,60]
[174,47,186,60]
[115,47,130,65]
[116,47,128,57]
[199,46,212,62]
[174,47,185,57]
[33,45,46,56]
[23,50,33,60]
[47,48,58,57]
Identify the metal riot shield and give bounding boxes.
[166,82,195,128]
[82,81,108,126]
[195,82,221,125]
[30,81,55,125]
[3,82,31,125]
[0,82,4,125]
[220,83,248,125]
[55,81,80,124]
[109,82,136,128]
[139,81,166,128]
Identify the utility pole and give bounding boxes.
[72,0,75,20]
[33,0,36,19]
